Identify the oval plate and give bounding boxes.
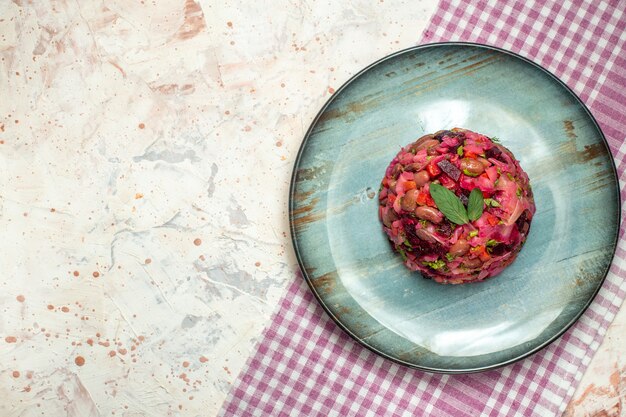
[289,42,620,373]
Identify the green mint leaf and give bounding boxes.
[490,136,501,143]
[428,183,469,225]
[467,188,484,221]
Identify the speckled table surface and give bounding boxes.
[0,1,622,416]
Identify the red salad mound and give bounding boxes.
[378,128,535,284]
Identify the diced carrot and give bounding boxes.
[486,213,499,226]
[404,181,417,190]
[472,245,491,262]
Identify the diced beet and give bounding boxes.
[436,221,454,236]
[411,239,447,258]
[485,146,504,161]
[434,130,452,139]
[402,218,419,240]
[515,209,531,234]
[437,159,461,181]
[441,136,461,149]
[490,242,515,256]
[438,174,456,188]
[457,188,470,205]
[434,130,461,140]
[458,174,478,191]
[520,222,530,234]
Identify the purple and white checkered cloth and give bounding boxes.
[220,1,626,416]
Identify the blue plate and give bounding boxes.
[289,42,620,373]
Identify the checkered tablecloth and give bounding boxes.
[219,1,626,416]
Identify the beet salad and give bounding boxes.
[378,128,536,284]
